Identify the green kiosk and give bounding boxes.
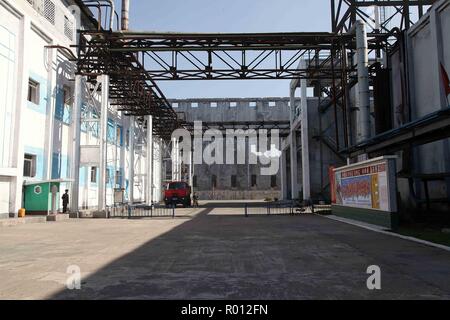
[23,179,73,216]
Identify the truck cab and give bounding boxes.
[164,181,192,207]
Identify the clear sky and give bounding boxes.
[116,0,332,99]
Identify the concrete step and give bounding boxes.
[46,214,70,222]
[0,216,47,228]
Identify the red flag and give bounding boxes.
[441,63,450,97]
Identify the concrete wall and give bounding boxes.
[170,98,292,200]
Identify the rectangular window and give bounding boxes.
[211,102,218,108]
[28,79,40,104]
[271,175,277,188]
[106,168,111,184]
[116,126,123,146]
[251,175,257,187]
[193,175,198,188]
[269,101,276,107]
[191,102,199,108]
[23,154,37,177]
[249,101,257,108]
[230,102,237,108]
[212,175,217,189]
[115,170,121,186]
[63,86,72,106]
[231,175,237,188]
[172,102,179,108]
[90,167,97,183]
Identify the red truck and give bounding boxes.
[164,181,192,207]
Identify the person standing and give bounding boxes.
[62,190,70,213]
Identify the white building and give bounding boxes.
[0,0,162,218]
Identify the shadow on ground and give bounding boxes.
[51,205,450,300]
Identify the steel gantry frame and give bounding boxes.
[331,0,437,33]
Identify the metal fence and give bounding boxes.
[243,201,331,217]
[108,204,175,219]
[244,202,295,217]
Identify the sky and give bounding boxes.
[115,0,332,99]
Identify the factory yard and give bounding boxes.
[1,203,449,300]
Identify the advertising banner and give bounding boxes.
[334,157,397,212]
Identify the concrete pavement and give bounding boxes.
[0,205,449,299]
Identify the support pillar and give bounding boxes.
[129,116,135,204]
[98,75,109,212]
[146,116,153,205]
[70,75,83,213]
[289,88,299,200]
[280,150,288,200]
[300,60,311,201]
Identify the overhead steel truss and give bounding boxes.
[75,0,437,143]
[76,31,390,81]
[332,0,437,33]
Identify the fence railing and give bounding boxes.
[243,201,331,217]
[108,204,175,219]
[244,201,295,217]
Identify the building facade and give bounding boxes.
[0,0,161,218]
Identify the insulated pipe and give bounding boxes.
[121,0,129,31]
[352,20,371,142]
[105,0,115,30]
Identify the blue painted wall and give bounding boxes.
[51,153,70,179]
[54,85,72,124]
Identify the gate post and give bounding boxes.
[245,204,248,217]
[172,204,175,218]
[267,204,271,216]
[128,205,132,219]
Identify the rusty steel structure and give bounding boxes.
[75,0,437,144]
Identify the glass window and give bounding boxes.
[23,154,36,177]
[251,175,257,187]
[193,175,198,188]
[168,182,187,190]
[231,175,237,188]
[249,102,257,108]
[271,175,277,188]
[90,167,97,183]
[27,79,40,104]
